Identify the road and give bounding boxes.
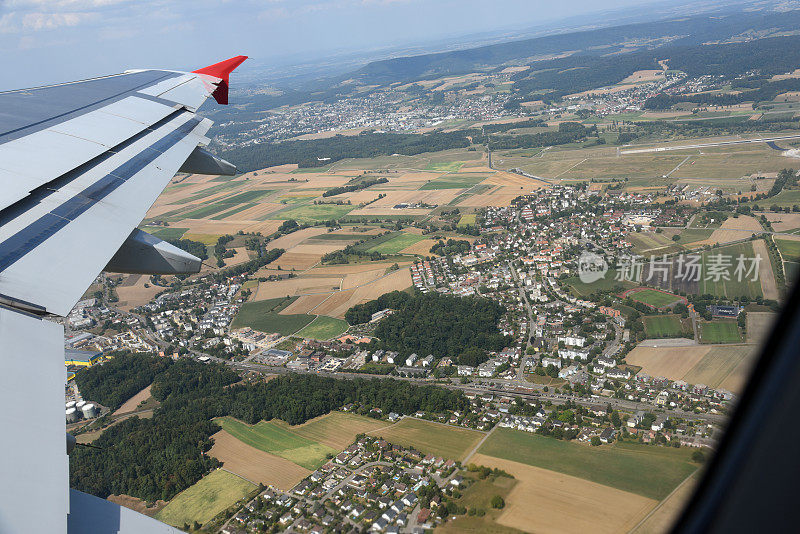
[507,261,535,380]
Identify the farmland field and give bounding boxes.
[283,412,390,450]
[467,454,658,534]
[700,242,764,299]
[699,320,742,344]
[478,428,698,500]
[147,226,188,240]
[643,315,691,339]
[775,237,800,261]
[209,430,311,490]
[458,213,477,225]
[369,417,485,461]
[215,416,336,470]
[154,469,255,528]
[295,315,349,340]
[231,297,315,335]
[630,289,682,308]
[366,232,426,254]
[626,344,756,392]
[419,173,488,190]
[564,269,636,297]
[274,203,355,222]
[437,469,521,534]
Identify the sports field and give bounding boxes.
[282,412,390,450]
[295,315,349,340]
[643,315,691,339]
[154,469,255,528]
[478,428,698,500]
[366,232,426,254]
[631,289,682,308]
[231,297,315,335]
[369,417,485,461]
[215,416,336,470]
[699,320,742,344]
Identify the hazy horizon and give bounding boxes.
[0,0,664,89]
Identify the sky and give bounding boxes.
[0,0,659,89]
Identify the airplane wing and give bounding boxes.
[0,56,246,534]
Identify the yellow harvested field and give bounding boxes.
[628,344,757,393]
[267,252,322,270]
[340,268,384,290]
[459,186,540,207]
[400,238,438,255]
[279,293,333,315]
[113,385,152,416]
[763,212,800,232]
[627,346,711,381]
[470,454,657,534]
[746,311,777,344]
[632,474,698,534]
[305,262,409,275]
[692,215,763,246]
[177,219,281,236]
[116,274,162,311]
[224,247,253,268]
[208,430,310,490]
[620,70,665,84]
[277,412,391,450]
[254,277,341,300]
[268,227,329,250]
[312,268,411,318]
[290,243,345,255]
[752,240,779,300]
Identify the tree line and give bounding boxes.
[322,177,389,197]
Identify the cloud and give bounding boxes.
[21,11,95,30]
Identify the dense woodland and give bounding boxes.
[220,131,472,172]
[323,176,389,197]
[166,238,209,261]
[74,352,170,411]
[430,239,472,256]
[70,355,467,502]
[345,291,509,364]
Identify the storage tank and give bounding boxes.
[66,408,78,423]
[81,403,97,419]
[75,400,87,411]
[66,401,76,410]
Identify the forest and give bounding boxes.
[346,291,509,364]
[219,130,472,172]
[74,351,171,411]
[322,176,389,197]
[429,239,472,256]
[70,355,467,503]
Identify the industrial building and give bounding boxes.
[64,349,102,367]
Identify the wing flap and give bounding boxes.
[0,114,210,315]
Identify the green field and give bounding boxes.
[167,181,243,205]
[700,242,763,299]
[155,469,255,528]
[424,161,463,172]
[419,173,488,190]
[631,289,682,308]
[478,428,698,500]
[643,315,691,338]
[148,227,188,240]
[275,204,355,222]
[211,202,258,220]
[699,320,743,344]
[216,417,337,470]
[678,228,714,243]
[370,417,485,461]
[308,233,367,241]
[458,213,477,226]
[564,269,636,297]
[367,232,426,254]
[775,238,800,262]
[231,297,315,335]
[295,315,349,340]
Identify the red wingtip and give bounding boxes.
[193,55,248,105]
